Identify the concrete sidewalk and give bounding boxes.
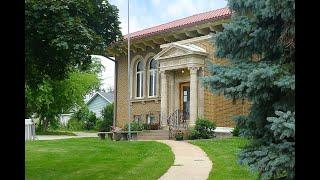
[157,140,212,180]
[35,132,98,141]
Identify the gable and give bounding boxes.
[154,43,207,61]
[87,95,109,117]
[160,47,190,58]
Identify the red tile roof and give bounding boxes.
[123,7,231,41]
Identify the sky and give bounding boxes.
[97,0,228,91]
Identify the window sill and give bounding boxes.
[130,97,161,104]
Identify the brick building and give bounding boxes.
[107,7,250,129]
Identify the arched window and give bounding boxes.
[136,60,144,98]
[148,58,157,97]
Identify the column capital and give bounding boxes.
[188,66,200,74]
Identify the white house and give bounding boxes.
[59,105,80,126]
[86,91,114,118]
[59,91,114,125]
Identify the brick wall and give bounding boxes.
[115,39,251,128]
[194,40,251,127]
[115,47,161,127]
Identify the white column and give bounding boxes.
[160,71,168,127]
[198,67,204,118]
[169,72,175,115]
[189,66,199,126]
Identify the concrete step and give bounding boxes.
[138,136,169,140]
[137,130,170,140]
[141,130,169,133]
[138,134,169,137]
[139,133,168,136]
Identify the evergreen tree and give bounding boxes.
[202,0,295,179]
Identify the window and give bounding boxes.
[136,60,144,98]
[148,58,157,97]
[147,115,156,124]
[134,115,141,123]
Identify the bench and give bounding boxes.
[97,132,114,140]
[97,131,141,141]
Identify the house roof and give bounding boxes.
[99,91,114,102]
[86,91,114,105]
[122,7,231,41]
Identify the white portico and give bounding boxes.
[154,40,208,127]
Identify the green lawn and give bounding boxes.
[189,137,258,180]
[26,138,174,180]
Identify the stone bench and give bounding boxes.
[214,127,234,138]
[97,131,141,141]
[97,132,113,140]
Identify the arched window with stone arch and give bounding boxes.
[136,59,144,98]
[148,58,157,97]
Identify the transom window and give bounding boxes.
[148,59,157,97]
[136,60,144,98]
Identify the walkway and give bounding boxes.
[35,132,97,141]
[156,140,212,180]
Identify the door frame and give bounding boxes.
[179,82,190,120]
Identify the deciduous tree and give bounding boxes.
[25,0,121,131]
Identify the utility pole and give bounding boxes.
[127,0,131,140]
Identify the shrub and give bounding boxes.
[124,121,143,131]
[67,118,84,131]
[175,131,184,141]
[232,126,240,136]
[83,112,98,130]
[97,119,112,132]
[48,117,60,130]
[95,118,103,131]
[194,118,216,139]
[102,103,113,121]
[188,128,200,140]
[100,103,114,132]
[232,115,247,137]
[71,106,99,131]
[72,107,90,122]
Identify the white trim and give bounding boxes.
[131,55,144,99]
[136,71,144,98]
[154,43,207,61]
[86,92,112,105]
[148,69,157,97]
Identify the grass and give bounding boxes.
[189,137,258,180]
[35,130,77,136]
[26,138,174,180]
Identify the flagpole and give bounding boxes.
[127,0,131,140]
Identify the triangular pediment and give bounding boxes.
[154,43,207,60]
[161,46,190,57]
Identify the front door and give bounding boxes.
[180,82,190,120]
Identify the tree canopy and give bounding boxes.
[202,0,295,179]
[25,0,122,131]
[25,0,122,87]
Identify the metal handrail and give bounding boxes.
[167,109,188,139]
